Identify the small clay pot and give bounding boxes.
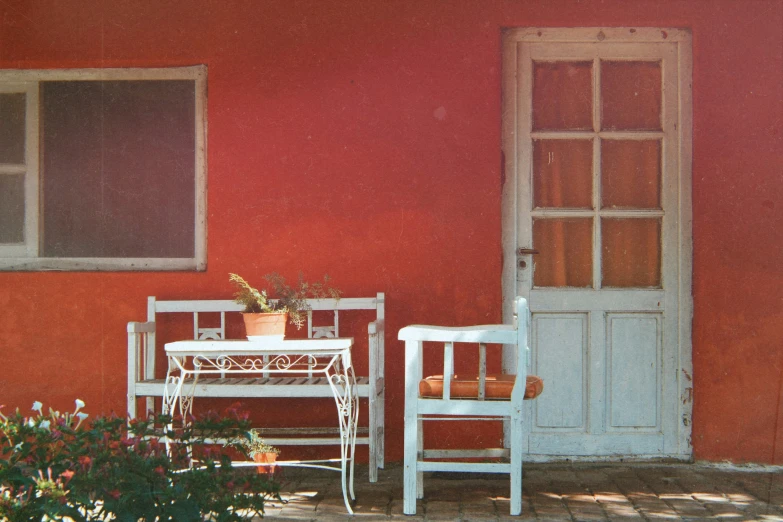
[242,312,287,339]
[253,451,278,475]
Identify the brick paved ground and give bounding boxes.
[254,462,783,521]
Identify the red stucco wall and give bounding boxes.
[1,0,781,464]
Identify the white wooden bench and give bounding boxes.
[127,293,385,482]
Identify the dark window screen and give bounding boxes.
[41,81,196,258]
[0,92,26,164]
[0,174,24,243]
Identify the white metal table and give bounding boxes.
[162,337,359,513]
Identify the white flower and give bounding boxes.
[74,411,89,428]
[40,420,51,429]
[32,401,43,413]
[75,399,85,410]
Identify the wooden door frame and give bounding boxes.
[500,27,693,458]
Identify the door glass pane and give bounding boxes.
[602,218,661,288]
[0,93,26,164]
[601,61,661,131]
[601,140,661,209]
[0,174,25,243]
[533,61,593,131]
[533,139,593,209]
[533,218,593,288]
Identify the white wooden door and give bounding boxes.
[501,28,692,458]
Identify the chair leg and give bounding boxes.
[369,394,378,483]
[378,387,385,469]
[416,418,423,499]
[403,402,418,514]
[509,410,524,516]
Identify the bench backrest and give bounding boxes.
[136,294,385,382]
[148,295,385,341]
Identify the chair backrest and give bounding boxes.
[399,296,529,403]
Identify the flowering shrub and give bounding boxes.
[0,401,279,521]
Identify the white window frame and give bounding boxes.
[0,65,207,271]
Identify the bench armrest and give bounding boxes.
[127,320,157,418]
[128,321,155,333]
[368,319,385,392]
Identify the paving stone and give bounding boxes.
[423,500,461,517]
[666,498,713,517]
[566,506,607,520]
[602,503,642,519]
[576,469,614,484]
[533,504,573,519]
[496,510,537,521]
[612,475,657,496]
[388,499,425,519]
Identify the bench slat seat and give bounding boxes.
[134,376,373,397]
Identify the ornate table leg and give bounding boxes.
[327,351,360,514]
[162,357,184,416]
[346,361,360,501]
[161,355,198,463]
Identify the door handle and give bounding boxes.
[517,248,539,269]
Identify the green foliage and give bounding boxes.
[0,401,279,521]
[232,430,279,458]
[229,272,341,329]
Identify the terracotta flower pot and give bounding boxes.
[253,451,278,475]
[242,312,287,340]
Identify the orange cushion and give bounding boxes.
[419,374,544,400]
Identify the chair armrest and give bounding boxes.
[398,325,516,344]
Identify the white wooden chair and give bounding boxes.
[398,297,543,515]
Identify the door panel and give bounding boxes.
[607,314,661,429]
[533,314,588,430]
[502,28,692,459]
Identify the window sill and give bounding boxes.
[0,257,206,272]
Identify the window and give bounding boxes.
[0,66,206,270]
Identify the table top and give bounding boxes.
[164,337,354,356]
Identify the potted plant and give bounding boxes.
[239,429,281,476]
[229,272,340,339]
